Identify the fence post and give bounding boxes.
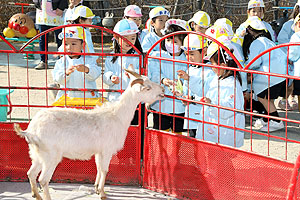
[286,152,300,200]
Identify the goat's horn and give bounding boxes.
[131,78,144,87]
[124,68,142,78]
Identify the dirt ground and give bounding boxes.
[0,41,300,163]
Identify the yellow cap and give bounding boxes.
[189,11,210,28]
[71,5,95,20]
[149,6,170,19]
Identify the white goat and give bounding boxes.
[14,68,164,200]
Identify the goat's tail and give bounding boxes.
[14,123,26,138]
[14,123,36,144]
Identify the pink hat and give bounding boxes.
[124,5,143,18]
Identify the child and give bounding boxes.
[141,6,170,53]
[123,5,147,42]
[103,19,142,102]
[69,5,95,53]
[188,11,210,34]
[236,0,276,42]
[148,19,188,134]
[64,0,82,24]
[243,17,286,132]
[177,34,215,137]
[196,42,245,148]
[52,26,101,101]
[289,13,300,112]
[277,1,300,110]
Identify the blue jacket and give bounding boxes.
[52,55,101,100]
[148,50,187,114]
[278,19,294,51]
[245,37,286,95]
[289,32,300,77]
[196,75,245,148]
[103,51,141,102]
[142,31,161,53]
[183,65,215,129]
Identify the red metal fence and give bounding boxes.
[0,27,300,199]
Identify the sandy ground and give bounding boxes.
[0,41,300,165]
[0,182,177,200]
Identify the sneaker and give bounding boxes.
[35,61,46,70]
[289,100,298,111]
[253,118,267,129]
[277,99,292,111]
[260,120,284,132]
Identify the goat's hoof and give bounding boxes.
[32,193,42,200]
[99,191,106,199]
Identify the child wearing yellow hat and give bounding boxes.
[141,6,170,53]
[188,11,210,34]
[52,26,101,100]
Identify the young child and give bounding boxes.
[276,1,300,110]
[188,11,211,34]
[69,5,95,53]
[177,34,215,137]
[64,0,82,24]
[147,19,188,134]
[123,5,147,43]
[289,13,300,112]
[196,42,245,148]
[236,0,276,42]
[52,26,101,101]
[243,17,286,132]
[141,6,170,53]
[103,19,142,102]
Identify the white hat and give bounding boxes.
[164,19,189,31]
[188,11,210,28]
[149,6,170,19]
[70,5,95,21]
[58,26,86,40]
[292,13,300,31]
[248,0,265,10]
[124,5,143,17]
[181,34,207,51]
[206,18,234,41]
[113,19,139,36]
[247,16,267,31]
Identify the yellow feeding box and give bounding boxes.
[52,95,108,108]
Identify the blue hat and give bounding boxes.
[113,19,139,36]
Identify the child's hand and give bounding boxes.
[66,65,76,75]
[75,64,89,73]
[162,78,175,87]
[200,97,211,103]
[96,57,102,65]
[177,70,189,80]
[111,75,120,84]
[173,91,183,97]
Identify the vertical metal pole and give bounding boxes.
[274,0,280,21]
[197,0,202,10]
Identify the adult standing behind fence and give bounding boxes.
[33,0,68,70]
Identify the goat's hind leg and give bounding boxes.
[94,154,101,194]
[27,159,42,200]
[38,155,61,200]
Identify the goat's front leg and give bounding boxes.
[95,154,111,199]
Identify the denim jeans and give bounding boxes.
[38,25,62,62]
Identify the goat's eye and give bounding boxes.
[146,86,151,90]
